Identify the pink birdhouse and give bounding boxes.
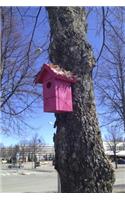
[35,64,76,113]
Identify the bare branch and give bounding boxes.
[26,7,41,60]
[105,18,125,44]
[96,7,106,63]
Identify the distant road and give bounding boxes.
[113,164,125,193]
[0,162,125,193]
[0,161,58,193]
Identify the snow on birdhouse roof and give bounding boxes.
[35,64,77,84]
[47,64,76,79]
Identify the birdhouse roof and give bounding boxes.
[35,64,77,84]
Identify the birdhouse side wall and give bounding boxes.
[55,79,73,112]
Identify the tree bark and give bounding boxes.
[47,7,115,193]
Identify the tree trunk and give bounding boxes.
[114,151,118,169]
[47,7,115,193]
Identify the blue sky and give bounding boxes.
[1,7,109,147]
[1,112,56,146]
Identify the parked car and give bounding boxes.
[1,159,7,164]
[35,161,40,167]
[117,158,125,164]
[8,163,23,169]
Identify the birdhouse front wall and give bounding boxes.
[41,70,53,83]
[44,96,57,112]
[43,78,56,99]
[43,78,56,112]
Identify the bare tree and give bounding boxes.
[5,145,14,160]
[105,126,123,169]
[11,144,20,164]
[1,144,20,163]
[0,144,7,158]
[93,8,125,132]
[29,133,44,168]
[19,139,29,162]
[0,7,49,136]
[47,7,114,192]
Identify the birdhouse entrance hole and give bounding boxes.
[47,81,51,89]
